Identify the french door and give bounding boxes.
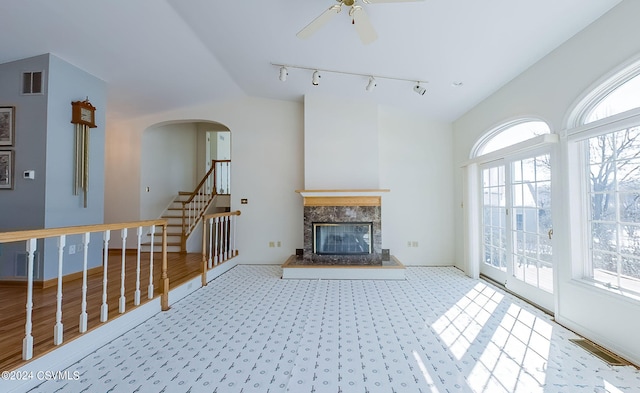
[481,151,554,311]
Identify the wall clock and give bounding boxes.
[71,98,97,207]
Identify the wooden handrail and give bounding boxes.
[184,159,231,204]
[203,210,241,220]
[0,219,167,243]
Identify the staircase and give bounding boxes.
[141,192,197,253]
[142,160,231,253]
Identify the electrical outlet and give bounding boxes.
[407,241,412,247]
[412,241,419,247]
[269,242,275,248]
[277,241,281,247]
[69,244,76,254]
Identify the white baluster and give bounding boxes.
[208,218,213,269]
[232,214,237,258]
[134,226,142,306]
[214,216,220,266]
[119,228,127,313]
[148,225,155,299]
[22,238,36,360]
[54,235,65,345]
[79,232,90,333]
[101,230,110,322]
[222,216,229,261]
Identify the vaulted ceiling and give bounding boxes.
[0,0,622,122]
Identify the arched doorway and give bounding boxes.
[140,120,231,252]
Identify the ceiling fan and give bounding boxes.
[297,0,424,45]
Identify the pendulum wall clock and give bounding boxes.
[71,98,97,208]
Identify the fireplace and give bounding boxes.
[313,222,373,255]
[297,190,388,265]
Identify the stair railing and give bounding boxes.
[0,219,169,365]
[181,160,231,251]
[200,210,241,286]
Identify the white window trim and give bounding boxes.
[462,133,559,167]
[566,111,640,300]
[469,117,551,159]
[565,52,640,129]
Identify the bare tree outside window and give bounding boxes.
[588,126,640,293]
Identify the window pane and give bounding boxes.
[586,73,640,124]
[621,256,640,281]
[592,251,617,275]
[587,126,640,297]
[592,223,617,252]
[620,194,640,223]
[591,193,616,221]
[478,121,550,156]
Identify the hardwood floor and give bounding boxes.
[0,250,204,371]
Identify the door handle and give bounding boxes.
[548,228,553,239]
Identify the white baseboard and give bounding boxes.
[554,315,640,367]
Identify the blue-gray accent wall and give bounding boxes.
[0,54,106,280]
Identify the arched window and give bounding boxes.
[567,59,640,299]
[585,72,640,123]
[472,120,551,158]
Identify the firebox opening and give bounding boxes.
[313,222,373,255]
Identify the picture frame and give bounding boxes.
[0,150,14,190]
[0,106,15,146]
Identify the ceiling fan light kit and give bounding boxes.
[297,0,424,45]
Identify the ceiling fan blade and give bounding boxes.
[297,5,342,39]
[363,0,424,3]
[350,6,378,45]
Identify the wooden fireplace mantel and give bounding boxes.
[295,189,390,207]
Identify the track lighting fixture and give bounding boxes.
[272,63,426,95]
[365,76,376,92]
[279,66,288,82]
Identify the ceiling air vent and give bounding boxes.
[22,71,43,94]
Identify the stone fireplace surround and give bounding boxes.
[297,190,389,265]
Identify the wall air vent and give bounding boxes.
[22,71,43,94]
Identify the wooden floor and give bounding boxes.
[0,251,204,371]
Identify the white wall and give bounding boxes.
[106,96,305,264]
[140,122,197,220]
[452,0,640,364]
[105,94,457,267]
[304,94,379,189]
[379,106,455,265]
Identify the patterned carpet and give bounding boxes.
[28,265,640,393]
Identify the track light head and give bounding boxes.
[312,70,321,86]
[413,83,426,96]
[279,66,288,82]
[365,76,376,92]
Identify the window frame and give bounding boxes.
[470,118,551,159]
[566,54,640,300]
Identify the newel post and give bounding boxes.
[161,223,170,311]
